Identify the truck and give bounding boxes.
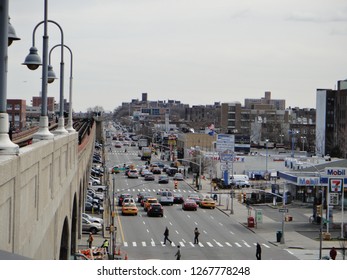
[141,147,152,161]
[138,138,149,150]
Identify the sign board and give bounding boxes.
[255,209,263,224]
[220,151,234,162]
[329,193,339,206]
[279,208,289,213]
[329,178,343,193]
[325,168,347,177]
[216,134,235,153]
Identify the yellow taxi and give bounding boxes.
[144,198,158,212]
[121,202,138,216]
[199,197,216,209]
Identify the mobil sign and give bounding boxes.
[325,168,347,177]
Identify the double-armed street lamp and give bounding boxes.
[22,0,70,139]
[48,43,75,133]
[0,0,20,155]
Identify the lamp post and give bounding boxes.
[0,1,20,155]
[22,0,54,140]
[265,139,269,175]
[300,136,306,151]
[289,129,298,158]
[48,44,74,134]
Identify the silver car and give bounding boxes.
[82,213,104,225]
[82,217,102,234]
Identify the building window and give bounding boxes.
[14,104,20,110]
[7,104,12,110]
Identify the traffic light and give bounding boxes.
[316,204,322,216]
[243,193,247,203]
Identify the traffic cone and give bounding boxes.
[117,248,121,255]
[124,253,128,260]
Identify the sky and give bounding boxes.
[6,0,347,112]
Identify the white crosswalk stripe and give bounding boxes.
[121,240,271,249]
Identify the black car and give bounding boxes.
[173,193,184,204]
[137,192,151,203]
[118,193,132,206]
[147,203,164,217]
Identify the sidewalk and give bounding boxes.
[188,176,347,260]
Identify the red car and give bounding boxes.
[182,199,198,211]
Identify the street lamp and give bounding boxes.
[22,0,61,140]
[300,136,306,151]
[265,139,269,175]
[47,42,70,135]
[0,0,20,155]
[289,129,299,158]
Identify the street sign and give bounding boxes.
[279,208,289,213]
[216,134,235,153]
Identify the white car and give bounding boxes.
[232,179,251,188]
[82,213,104,224]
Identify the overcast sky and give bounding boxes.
[6,0,347,112]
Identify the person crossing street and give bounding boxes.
[163,227,172,245]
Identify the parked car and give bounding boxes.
[182,199,198,211]
[232,179,251,188]
[147,203,164,217]
[88,185,107,192]
[82,217,102,234]
[82,213,104,224]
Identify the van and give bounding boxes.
[159,191,174,205]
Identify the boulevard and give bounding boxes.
[105,136,297,260]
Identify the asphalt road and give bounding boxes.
[105,138,297,260]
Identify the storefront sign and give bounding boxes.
[297,177,320,186]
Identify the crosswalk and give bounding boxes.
[115,187,196,194]
[122,240,271,249]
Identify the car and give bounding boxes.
[118,193,132,206]
[114,141,122,148]
[89,176,101,185]
[173,173,184,181]
[147,203,164,217]
[151,167,161,174]
[88,185,107,192]
[130,142,136,146]
[182,199,198,211]
[122,197,135,205]
[199,197,216,209]
[141,195,153,207]
[82,217,102,234]
[111,165,121,174]
[137,191,151,203]
[166,167,178,176]
[173,193,184,204]
[188,193,202,205]
[158,175,169,184]
[82,213,104,224]
[144,198,158,211]
[123,141,130,146]
[122,203,138,216]
[140,169,151,177]
[158,191,174,205]
[144,172,155,181]
[127,169,139,178]
[232,179,251,188]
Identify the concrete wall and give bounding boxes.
[0,125,95,259]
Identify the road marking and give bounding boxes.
[143,221,146,225]
[235,242,242,247]
[210,215,214,220]
[189,242,195,247]
[242,240,251,247]
[284,249,294,255]
[124,242,128,247]
[194,222,198,226]
[203,230,207,234]
[179,241,185,247]
[213,239,223,247]
[146,229,149,233]
[206,242,213,247]
[142,242,146,247]
[175,230,179,234]
[229,231,235,235]
[225,242,232,247]
[219,222,223,226]
[187,215,191,219]
[262,244,270,248]
[171,242,176,247]
[132,242,137,247]
[198,242,204,247]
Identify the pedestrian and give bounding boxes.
[163,227,172,245]
[101,239,109,254]
[330,247,337,260]
[175,245,181,260]
[256,242,262,260]
[194,227,200,244]
[88,232,94,249]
